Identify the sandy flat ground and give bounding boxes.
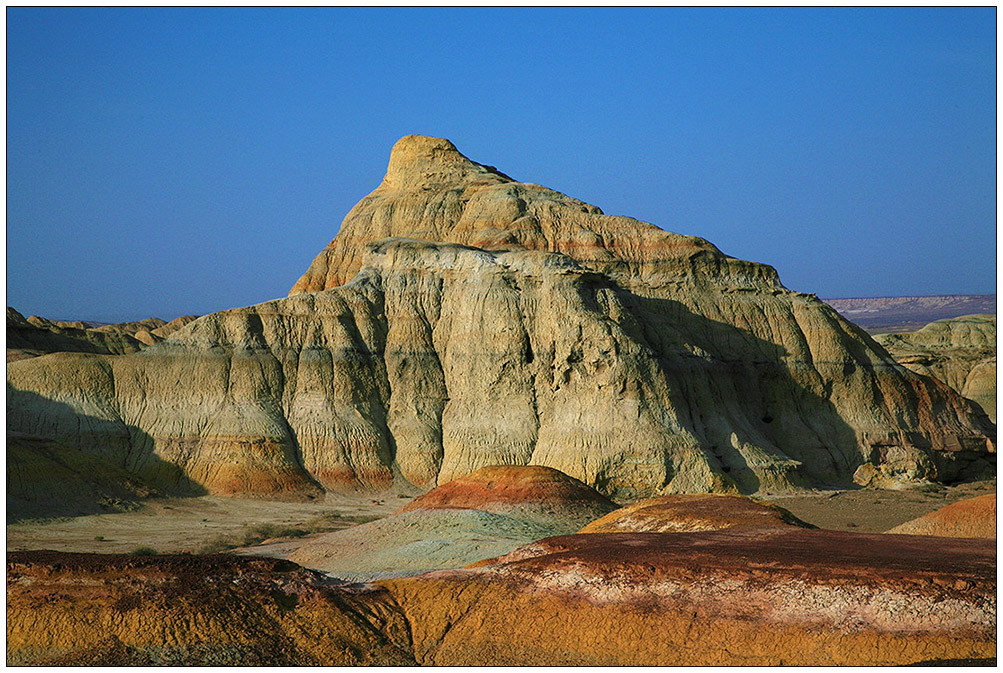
[763,479,996,533]
[6,492,412,556]
[7,479,995,558]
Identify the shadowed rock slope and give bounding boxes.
[7,431,159,522]
[6,552,415,666]
[6,136,995,500]
[383,528,996,666]
[887,493,996,540]
[876,315,996,422]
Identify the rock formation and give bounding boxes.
[11,527,994,666]
[6,551,414,666]
[876,315,996,422]
[577,493,811,534]
[6,307,200,361]
[383,528,996,666]
[7,307,146,359]
[5,136,995,499]
[396,465,617,523]
[287,465,618,580]
[886,494,996,539]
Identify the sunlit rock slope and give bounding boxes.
[6,136,995,499]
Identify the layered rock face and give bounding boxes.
[383,528,996,666]
[876,315,996,422]
[887,494,996,539]
[6,552,414,666]
[6,136,995,499]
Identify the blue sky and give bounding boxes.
[7,7,996,321]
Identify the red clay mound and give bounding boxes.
[396,465,617,519]
[887,494,996,539]
[383,528,995,666]
[578,494,813,533]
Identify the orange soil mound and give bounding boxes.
[887,494,996,539]
[578,493,813,533]
[6,551,414,666]
[383,528,996,666]
[396,465,617,515]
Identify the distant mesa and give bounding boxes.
[576,493,813,534]
[5,135,996,503]
[825,295,996,334]
[886,494,996,540]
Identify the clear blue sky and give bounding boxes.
[7,7,996,322]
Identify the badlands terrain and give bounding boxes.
[7,135,997,666]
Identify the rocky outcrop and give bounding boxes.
[5,137,995,499]
[876,315,996,422]
[887,494,996,539]
[382,528,996,666]
[288,466,618,581]
[577,493,811,534]
[6,551,414,666]
[150,314,200,340]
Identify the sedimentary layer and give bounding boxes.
[6,551,414,666]
[288,465,619,580]
[577,493,812,533]
[5,136,995,499]
[382,528,997,666]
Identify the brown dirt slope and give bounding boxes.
[577,493,812,533]
[887,493,996,539]
[6,551,414,666]
[381,528,996,666]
